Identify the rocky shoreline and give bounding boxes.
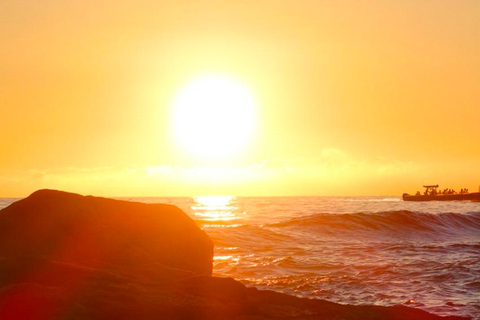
[0,190,468,319]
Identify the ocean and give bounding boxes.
[1,196,479,319]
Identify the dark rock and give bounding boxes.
[174,276,248,301]
[0,189,213,276]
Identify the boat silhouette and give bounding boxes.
[403,184,480,201]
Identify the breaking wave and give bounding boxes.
[273,210,480,238]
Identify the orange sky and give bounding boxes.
[2,1,480,197]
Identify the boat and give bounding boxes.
[402,185,480,201]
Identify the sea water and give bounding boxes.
[1,196,479,319]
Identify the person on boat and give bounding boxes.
[415,191,421,196]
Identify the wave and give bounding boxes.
[271,210,480,238]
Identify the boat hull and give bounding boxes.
[402,192,480,201]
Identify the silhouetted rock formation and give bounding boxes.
[0,190,467,319]
[0,189,213,276]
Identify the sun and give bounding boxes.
[171,74,257,159]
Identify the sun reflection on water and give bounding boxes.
[192,195,243,228]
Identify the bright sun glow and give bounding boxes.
[172,75,257,159]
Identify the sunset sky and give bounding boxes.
[2,1,480,197]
